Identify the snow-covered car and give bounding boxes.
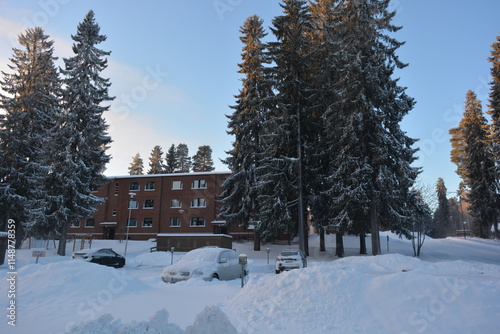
[275,249,307,274]
[72,248,125,268]
[161,247,247,283]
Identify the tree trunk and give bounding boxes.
[319,225,325,252]
[57,223,68,256]
[416,231,422,257]
[304,220,309,256]
[253,230,261,251]
[493,216,499,239]
[335,231,344,257]
[370,203,380,256]
[359,231,367,254]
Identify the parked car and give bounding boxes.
[72,248,125,268]
[275,249,307,274]
[161,247,247,283]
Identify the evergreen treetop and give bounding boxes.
[0,27,61,241]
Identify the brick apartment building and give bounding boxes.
[68,171,249,240]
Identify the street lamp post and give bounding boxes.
[124,192,136,256]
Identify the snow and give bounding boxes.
[1,234,499,333]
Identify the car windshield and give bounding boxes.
[281,251,299,257]
[181,249,219,263]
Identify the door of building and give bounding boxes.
[105,227,115,240]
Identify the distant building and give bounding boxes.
[68,172,249,240]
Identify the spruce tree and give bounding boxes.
[488,36,500,170]
[220,15,273,250]
[430,178,452,238]
[256,0,312,250]
[487,35,500,238]
[129,153,144,175]
[308,0,354,255]
[175,143,192,173]
[148,145,165,174]
[323,0,418,255]
[461,90,497,238]
[0,27,61,245]
[54,10,114,255]
[192,145,215,172]
[165,144,178,173]
[450,122,469,186]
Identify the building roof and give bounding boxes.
[106,171,231,179]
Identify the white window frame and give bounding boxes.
[142,218,153,228]
[172,181,183,190]
[127,218,137,227]
[128,199,139,209]
[129,182,140,191]
[191,180,207,189]
[171,199,182,208]
[190,217,205,227]
[170,217,181,227]
[190,198,206,208]
[145,181,156,191]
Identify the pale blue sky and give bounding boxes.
[0,0,499,197]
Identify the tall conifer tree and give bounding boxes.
[487,36,500,238]
[0,27,61,245]
[129,153,144,175]
[148,145,165,174]
[488,36,500,171]
[308,0,351,255]
[220,15,273,250]
[165,144,178,173]
[323,0,418,255]
[54,10,113,255]
[430,178,452,238]
[192,145,215,172]
[175,143,191,173]
[461,91,497,238]
[256,0,312,251]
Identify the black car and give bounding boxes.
[72,248,126,268]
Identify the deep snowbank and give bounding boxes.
[224,254,500,334]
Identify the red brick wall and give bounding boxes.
[68,172,234,240]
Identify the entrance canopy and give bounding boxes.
[100,222,117,226]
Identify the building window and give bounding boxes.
[114,183,119,196]
[142,218,153,227]
[71,221,80,228]
[171,199,182,208]
[85,218,95,228]
[128,199,139,209]
[127,218,137,227]
[145,181,155,191]
[172,181,183,190]
[191,180,207,189]
[190,217,205,227]
[112,209,117,216]
[144,199,154,209]
[191,198,206,208]
[129,182,140,191]
[170,217,181,227]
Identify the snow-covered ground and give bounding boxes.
[1,233,499,333]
